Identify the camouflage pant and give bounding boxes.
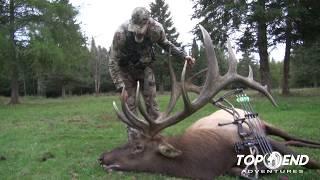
[120,66,160,140]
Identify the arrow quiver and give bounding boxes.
[212,88,273,179]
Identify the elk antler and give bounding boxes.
[113,25,277,138]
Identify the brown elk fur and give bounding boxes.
[100,109,320,179]
[161,129,237,179]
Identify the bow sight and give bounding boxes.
[213,88,273,179]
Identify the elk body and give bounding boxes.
[100,109,320,179]
[99,26,320,179]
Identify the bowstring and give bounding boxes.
[237,93,273,155]
[242,93,273,154]
[237,94,268,155]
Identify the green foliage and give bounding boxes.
[284,1,320,88]
[191,0,320,91]
[43,0,89,96]
[269,59,283,89]
[0,29,9,72]
[291,41,320,87]
[238,52,259,79]
[191,38,199,58]
[150,0,180,46]
[0,0,53,103]
[150,0,182,92]
[191,0,243,45]
[191,0,277,90]
[26,31,64,75]
[89,38,112,93]
[190,39,205,85]
[294,0,320,45]
[190,44,228,88]
[0,89,319,179]
[0,0,90,98]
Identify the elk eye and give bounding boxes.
[132,144,144,154]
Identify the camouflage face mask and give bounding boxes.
[128,7,150,43]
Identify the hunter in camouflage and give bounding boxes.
[108,7,195,140]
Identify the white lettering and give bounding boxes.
[282,155,290,165]
[293,169,297,173]
[238,151,309,170]
[299,155,309,165]
[244,155,255,165]
[290,155,299,165]
[236,155,245,165]
[255,155,264,164]
[299,169,304,173]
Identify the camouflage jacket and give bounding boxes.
[108,18,187,90]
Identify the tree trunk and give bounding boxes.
[257,0,271,92]
[94,78,98,96]
[33,78,37,95]
[281,17,292,95]
[10,67,19,104]
[61,85,66,97]
[23,74,27,96]
[8,0,20,104]
[313,75,318,88]
[37,76,46,96]
[97,76,101,95]
[94,63,100,96]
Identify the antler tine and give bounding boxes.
[199,25,220,77]
[135,81,154,125]
[183,68,207,94]
[147,26,278,137]
[181,60,192,111]
[248,65,253,80]
[120,87,150,132]
[112,26,277,138]
[192,25,222,106]
[226,40,237,74]
[164,53,182,116]
[235,74,278,106]
[187,68,208,82]
[184,82,202,94]
[225,41,278,106]
[112,101,143,131]
[147,25,226,136]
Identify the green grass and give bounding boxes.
[0,88,320,180]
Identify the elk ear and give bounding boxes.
[158,142,182,158]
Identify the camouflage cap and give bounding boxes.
[128,7,150,33]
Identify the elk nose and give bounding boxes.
[98,154,104,165]
[98,158,102,164]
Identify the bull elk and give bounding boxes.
[99,26,320,179]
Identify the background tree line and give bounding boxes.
[192,0,320,94]
[0,0,319,104]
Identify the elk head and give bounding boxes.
[99,25,277,177]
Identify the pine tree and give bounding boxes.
[238,52,259,80]
[0,0,51,103]
[191,38,199,59]
[44,0,88,97]
[0,0,89,100]
[192,0,278,92]
[190,38,207,85]
[90,38,100,95]
[150,0,180,46]
[150,0,181,93]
